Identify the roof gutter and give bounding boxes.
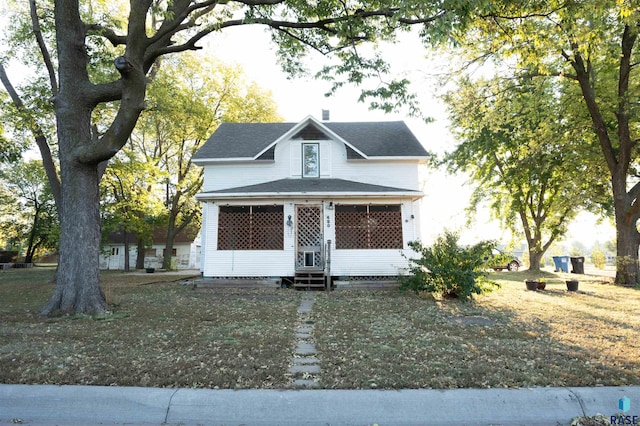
[196,191,424,201]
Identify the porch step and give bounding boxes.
[294,271,326,290]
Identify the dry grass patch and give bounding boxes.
[1,267,639,390]
[0,267,301,388]
[312,271,640,389]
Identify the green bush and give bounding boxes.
[400,231,500,301]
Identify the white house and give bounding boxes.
[99,227,201,271]
[193,115,429,288]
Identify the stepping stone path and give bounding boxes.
[289,293,321,388]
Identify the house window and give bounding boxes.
[302,143,319,178]
[111,247,119,256]
[145,249,157,257]
[163,248,177,257]
[335,204,403,249]
[218,205,284,250]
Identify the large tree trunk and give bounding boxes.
[569,26,640,286]
[135,239,146,270]
[613,192,640,286]
[528,250,543,272]
[39,159,106,315]
[162,240,175,270]
[39,0,148,315]
[162,220,177,270]
[24,206,40,264]
[40,0,106,314]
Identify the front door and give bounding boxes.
[296,205,323,270]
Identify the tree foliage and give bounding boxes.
[0,160,59,262]
[443,76,610,270]
[437,1,640,284]
[100,149,166,271]
[110,53,282,270]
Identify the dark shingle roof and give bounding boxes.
[198,178,421,196]
[193,120,429,160]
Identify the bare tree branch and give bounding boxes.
[29,0,58,95]
[0,62,62,214]
[145,5,448,65]
[615,24,637,172]
[85,23,127,46]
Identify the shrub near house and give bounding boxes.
[401,231,500,300]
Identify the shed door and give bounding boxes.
[296,205,323,269]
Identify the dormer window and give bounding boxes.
[302,143,319,178]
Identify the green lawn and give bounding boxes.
[0,267,638,389]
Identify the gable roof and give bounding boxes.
[196,178,423,200]
[193,116,429,161]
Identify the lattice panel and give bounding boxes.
[218,208,251,250]
[251,210,284,250]
[218,206,283,250]
[296,206,323,268]
[334,211,368,249]
[335,205,403,249]
[368,209,403,249]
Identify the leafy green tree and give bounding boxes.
[1,0,462,314]
[107,54,281,269]
[0,95,26,164]
[438,2,640,284]
[570,241,587,257]
[100,150,166,271]
[443,76,609,271]
[131,54,281,270]
[0,160,59,263]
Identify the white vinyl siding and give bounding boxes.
[201,137,418,192]
[201,202,296,277]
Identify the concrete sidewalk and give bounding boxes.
[1,384,639,425]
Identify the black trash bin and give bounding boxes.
[570,256,585,274]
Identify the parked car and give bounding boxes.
[485,249,521,271]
